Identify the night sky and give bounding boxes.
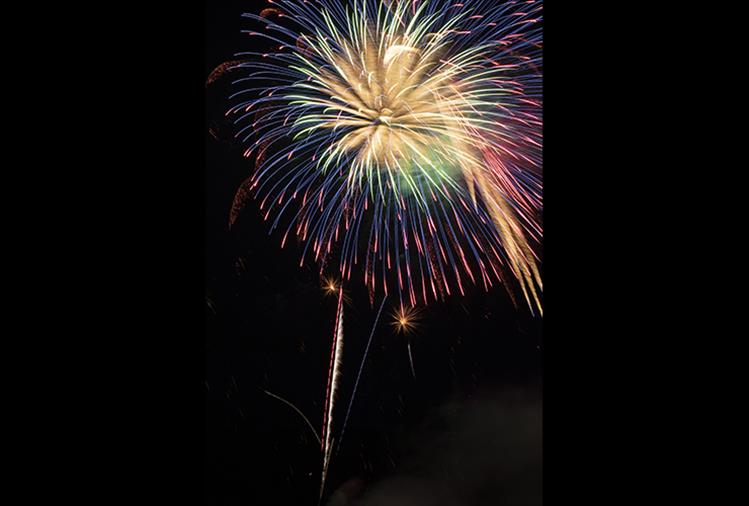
[205,2,543,504]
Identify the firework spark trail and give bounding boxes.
[206,59,247,86]
[335,295,388,458]
[230,0,544,313]
[392,304,421,377]
[320,287,345,501]
[260,388,322,445]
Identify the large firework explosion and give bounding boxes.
[228,0,543,313]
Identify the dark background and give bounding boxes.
[206,2,542,504]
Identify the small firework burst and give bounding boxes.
[391,305,422,335]
[321,276,352,305]
[322,276,340,296]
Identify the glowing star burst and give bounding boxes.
[229,0,543,313]
[322,276,340,295]
[391,305,421,335]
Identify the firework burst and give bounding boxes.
[391,305,422,335]
[229,0,543,313]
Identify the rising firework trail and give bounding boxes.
[320,286,345,501]
[229,0,543,314]
[336,295,388,457]
[407,340,416,378]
